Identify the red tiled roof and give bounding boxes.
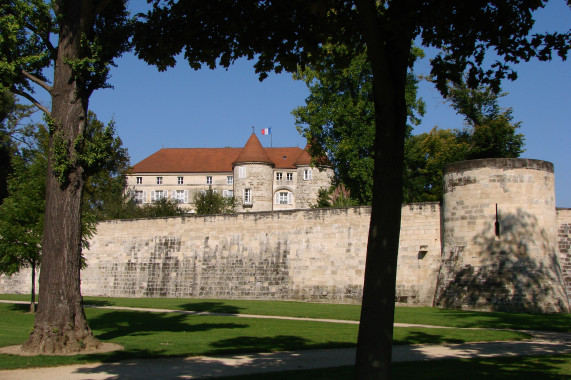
[131,143,311,174]
[132,148,242,173]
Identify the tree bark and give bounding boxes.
[22,0,100,354]
[29,260,36,313]
[354,1,414,379]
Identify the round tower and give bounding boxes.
[294,146,334,209]
[435,158,568,313]
[232,133,274,212]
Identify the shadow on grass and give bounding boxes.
[88,310,248,341]
[205,335,355,356]
[395,306,571,332]
[177,302,244,314]
[433,308,571,332]
[216,354,571,379]
[393,354,571,380]
[82,299,113,307]
[394,330,464,345]
[7,303,32,313]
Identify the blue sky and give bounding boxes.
[30,1,571,207]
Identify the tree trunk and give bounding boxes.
[29,260,36,313]
[354,1,414,379]
[22,1,100,354]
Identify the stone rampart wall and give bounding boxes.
[0,204,442,305]
[557,208,571,301]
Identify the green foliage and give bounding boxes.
[312,187,334,208]
[403,81,526,202]
[0,1,53,94]
[0,149,44,275]
[194,186,237,215]
[293,46,425,205]
[296,53,526,203]
[447,81,525,160]
[312,184,358,208]
[0,110,130,275]
[136,197,186,218]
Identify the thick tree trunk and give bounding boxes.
[354,1,414,379]
[22,1,100,354]
[29,260,36,313]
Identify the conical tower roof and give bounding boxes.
[233,133,274,166]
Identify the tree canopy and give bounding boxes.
[293,45,426,205]
[194,187,237,215]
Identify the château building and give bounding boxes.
[126,133,334,212]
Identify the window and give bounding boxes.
[223,190,234,198]
[178,176,184,185]
[156,177,163,185]
[275,191,292,205]
[286,172,293,181]
[227,176,233,185]
[238,166,246,178]
[136,177,143,184]
[276,172,283,181]
[243,188,252,204]
[206,176,212,185]
[303,169,313,180]
[151,190,166,201]
[172,190,188,203]
[135,190,146,203]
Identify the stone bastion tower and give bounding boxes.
[233,133,275,212]
[435,158,569,313]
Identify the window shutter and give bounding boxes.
[184,190,189,203]
[171,190,176,200]
[275,192,279,204]
[151,191,155,201]
[288,193,292,204]
[143,191,147,204]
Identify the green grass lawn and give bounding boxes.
[0,301,531,370]
[2,294,569,331]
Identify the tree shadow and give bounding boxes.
[83,299,113,307]
[7,303,31,312]
[71,347,356,380]
[392,354,571,379]
[177,301,244,314]
[204,335,353,356]
[88,310,248,341]
[435,209,568,313]
[394,330,464,345]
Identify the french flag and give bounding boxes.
[261,127,271,135]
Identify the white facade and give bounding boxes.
[127,134,333,213]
